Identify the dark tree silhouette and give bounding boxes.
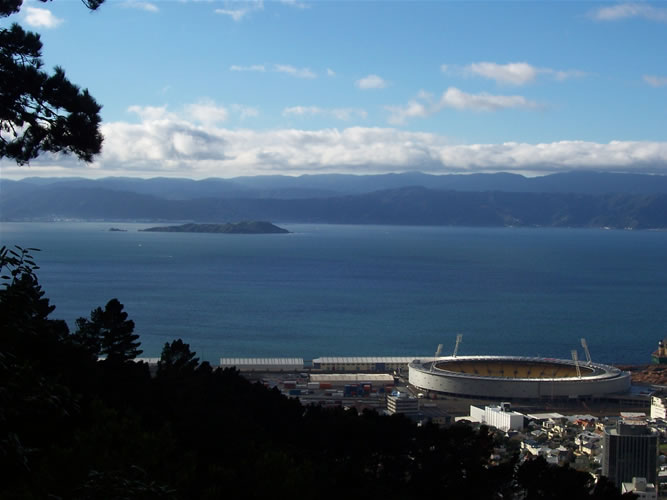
[0,0,104,165]
[516,456,637,500]
[71,315,102,359]
[79,298,142,363]
[158,339,200,377]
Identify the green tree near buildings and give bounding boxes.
[1,0,104,165]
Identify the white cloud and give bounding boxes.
[592,3,667,22]
[5,111,667,178]
[550,69,588,81]
[327,68,336,77]
[330,108,368,121]
[283,106,367,120]
[215,0,264,21]
[466,62,538,85]
[230,64,266,72]
[185,100,229,125]
[215,9,247,21]
[283,106,322,116]
[386,100,430,125]
[23,6,63,28]
[230,64,315,78]
[460,62,587,86]
[387,87,539,123]
[440,87,539,111]
[231,104,259,119]
[129,101,257,124]
[280,0,309,9]
[644,75,667,87]
[127,105,176,122]
[356,74,388,90]
[121,1,159,12]
[274,64,316,79]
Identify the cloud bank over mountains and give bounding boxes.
[4,104,666,179]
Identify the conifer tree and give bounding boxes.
[88,298,142,363]
[1,0,104,165]
[158,339,199,377]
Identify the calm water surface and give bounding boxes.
[2,222,666,364]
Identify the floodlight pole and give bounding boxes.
[571,350,582,379]
[580,338,592,365]
[453,334,463,358]
[430,343,443,372]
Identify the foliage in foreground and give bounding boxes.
[1,0,103,165]
[0,246,636,499]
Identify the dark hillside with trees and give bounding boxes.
[0,246,636,499]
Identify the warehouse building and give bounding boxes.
[219,358,304,372]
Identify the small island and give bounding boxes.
[109,227,127,232]
[139,221,289,234]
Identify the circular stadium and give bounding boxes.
[408,356,631,399]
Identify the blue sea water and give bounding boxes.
[1,222,666,365]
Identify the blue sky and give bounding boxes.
[2,0,667,178]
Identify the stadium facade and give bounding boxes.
[409,356,631,399]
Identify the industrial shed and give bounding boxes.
[311,356,420,372]
[309,373,395,386]
[219,358,304,372]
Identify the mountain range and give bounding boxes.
[2,171,667,229]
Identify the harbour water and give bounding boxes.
[2,222,666,365]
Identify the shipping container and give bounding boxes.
[288,389,301,396]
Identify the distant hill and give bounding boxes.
[3,181,667,229]
[5,171,667,202]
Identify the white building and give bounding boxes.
[469,403,525,432]
[621,477,657,500]
[575,431,602,456]
[386,392,419,416]
[651,396,667,420]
